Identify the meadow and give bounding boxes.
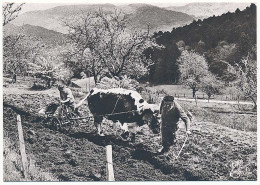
[146,84,256,132]
[151,84,250,102]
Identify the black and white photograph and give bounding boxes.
[1,0,258,183]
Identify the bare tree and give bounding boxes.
[3,2,27,80]
[63,9,158,83]
[2,3,25,26]
[62,44,104,84]
[229,49,257,109]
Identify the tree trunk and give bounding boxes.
[93,75,97,85]
[250,96,257,110]
[192,88,196,98]
[12,73,16,83]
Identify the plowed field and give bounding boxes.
[3,80,257,181]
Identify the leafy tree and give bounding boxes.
[206,41,237,81]
[200,73,223,101]
[28,44,73,86]
[196,40,206,54]
[176,40,185,51]
[177,50,209,98]
[28,52,71,89]
[63,9,158,83]
[148,43,180,84]
[3,33,41,75]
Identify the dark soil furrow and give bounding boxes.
[4,103,186,178]
[3,91,257,181]
[3,105,177,181]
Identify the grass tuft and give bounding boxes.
[3,136,58,182]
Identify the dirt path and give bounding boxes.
[4,83,253,106]
[176,97,254,105]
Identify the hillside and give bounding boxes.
[166,2,250,19]
[168,4,256,50]
[3,23,67,45]
[148,4,256,84]
[126,4,193,30]
[11,4,193,33]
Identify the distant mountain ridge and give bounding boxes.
[126,5,193,30]
[4,23,67,45]
[166,2,251,19]
[11,3,194,33]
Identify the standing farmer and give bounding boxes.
[158,95,192,153]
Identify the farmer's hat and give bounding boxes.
[162,95,174,102]
[56,82,65,90]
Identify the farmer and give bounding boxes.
[58,84,76,111]
[38,84,78,117]
[158,95,192,153]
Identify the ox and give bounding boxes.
[76,88,160,142]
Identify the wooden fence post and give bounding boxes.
[106,145,115,181]
[195,96,198,106]
[89,74,90,92]
[17,114,29,179]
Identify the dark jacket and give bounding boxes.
[160,96,191,147]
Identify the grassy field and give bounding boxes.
[179,100,256,132]
[150,84,250,102]
[145,84,256,132]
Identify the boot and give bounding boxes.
[120,131,129,141]
[158,146,170,154]
[130,133,136,143]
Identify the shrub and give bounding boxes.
[31,78,51,90]
[141,88,167,104]
[96,76,139,90]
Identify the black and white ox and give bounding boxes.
[76,88,160,142]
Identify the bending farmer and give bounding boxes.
[158,95,192,153]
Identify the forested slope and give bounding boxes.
[148,4,256,84]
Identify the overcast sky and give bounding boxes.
[20,2,187,13]
[13,0,254,14]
